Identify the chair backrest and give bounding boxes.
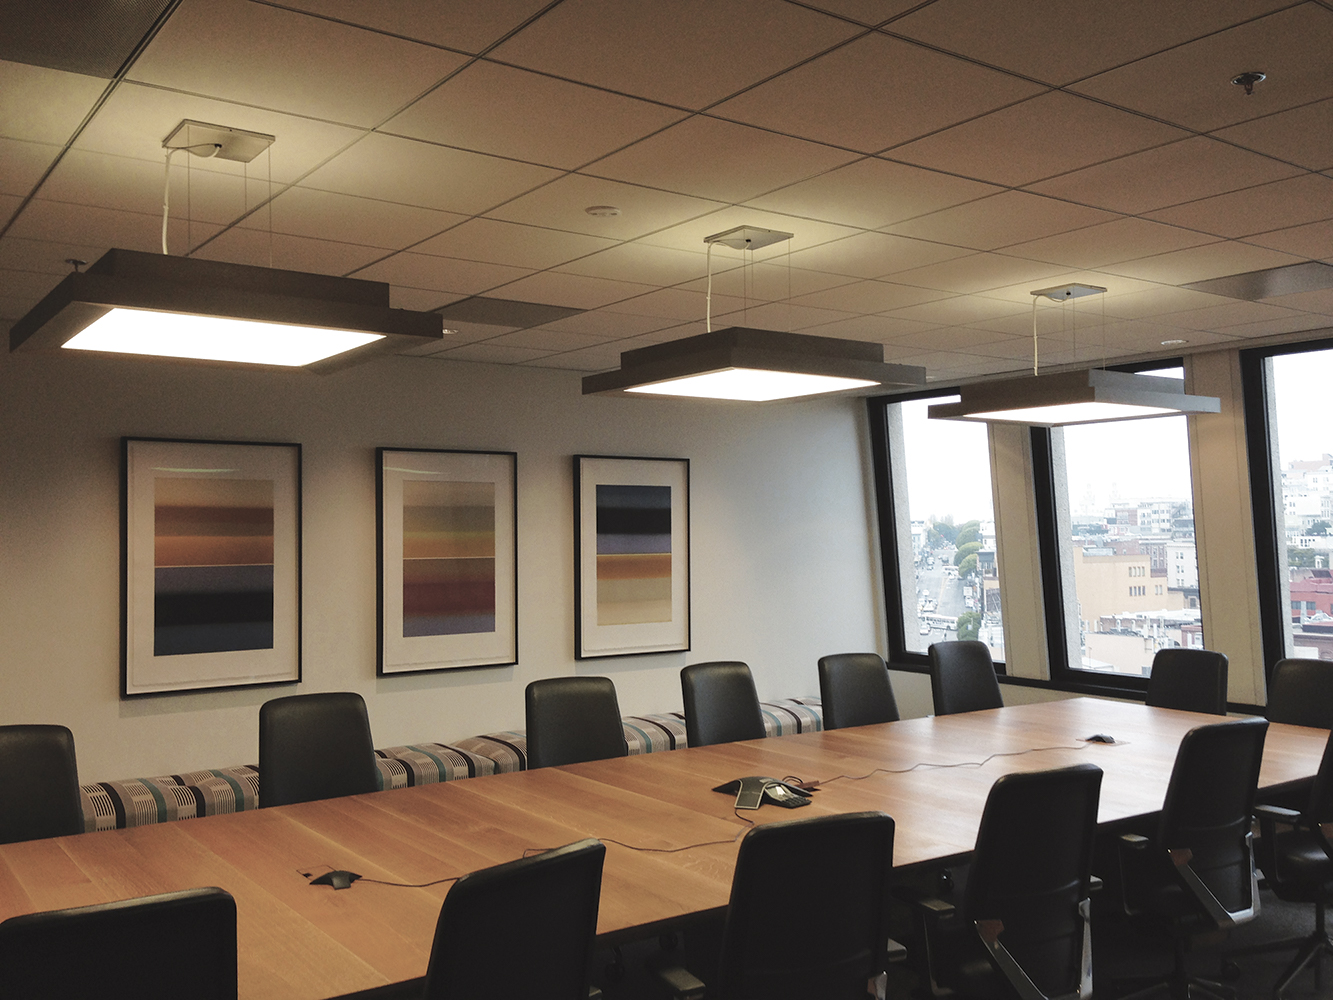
[1146,648,1228,715]
[258,692,378,807]
[717,811,895,1000]
[0,887,237,999]
[0,724,83,844]
[928,641,1003,716]
[1303,727,1333,826]
[681,661,766,748]
[423,838,605,1000]
[818,653,899,729]
[526,676,628,769]
[1267,658,1333,729]
[963,764,1103,999]
[1157,717,1268,921]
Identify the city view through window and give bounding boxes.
[898,396,1004,661]
[1059,367,1202,676]
[1270,347,1333,660]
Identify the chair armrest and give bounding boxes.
[1254,803,1301,824]
[1116,833,1151,915]
[885,937,908,964]
[1089,875,1104,894]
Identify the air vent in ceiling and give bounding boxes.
[0,0,180,79]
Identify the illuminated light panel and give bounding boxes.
[62,307,384,366]
[630,367,879,401]
[960,402,1179,425]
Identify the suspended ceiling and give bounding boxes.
[2,0,1332,382]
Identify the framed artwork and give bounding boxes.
[575,455,690,659]
[122,438,301,697]
[377,448,517,674]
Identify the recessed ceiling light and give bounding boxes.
[1161,339,1189,347]
[585,205,621,217]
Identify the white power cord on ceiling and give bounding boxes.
[161,142,221,255]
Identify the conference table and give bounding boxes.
[0,698,1327,999]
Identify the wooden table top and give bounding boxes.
[0,698,1326,999]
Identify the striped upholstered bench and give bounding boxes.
[78,697,822,832]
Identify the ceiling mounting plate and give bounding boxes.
[1030,283,1108,302]
[703,226,794,251]
[162,119,275,163]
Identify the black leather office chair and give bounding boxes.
[0,724,83,844]
[713,811,895,999]
[258,692,379,807]
[818,653,899,729]
[526,676,628,769]
[1117,716,1269,1000]
[0,886,237,999]
[1235,727,1333,998]
[1146,648,1229,715]
[421,838,605,1000]
[681,661,765,748]
[928,641,1003,716]
[1268,658,1333,729]
[915,763,1104,1000]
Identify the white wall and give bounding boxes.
[0,349,884,779]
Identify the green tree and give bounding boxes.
[955,610,982,642]
[955,522,981,548]
[958,553,979,578]
[954,541,982,566]
[933,521,960,545]
[1289,546,1323,568]
[1311,521,1331,537]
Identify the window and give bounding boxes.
[869,392,1005,667]
[1242,338,1333,669]
[1044,364,1203,682]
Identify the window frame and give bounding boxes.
[867,388,1007,675]
[1036,358,1198,697]
[1239,335,1333,678]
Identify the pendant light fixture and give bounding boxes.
[583,225,925,401]
[928,283,1219,426]
[9,120,443,370]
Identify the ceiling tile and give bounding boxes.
[386,61,687,170]
[890,326,1017,351]
[712,33,1044,152]
[890,91,1187,187]
[488,0,861,110]
[1098,286,1231,320]
[351,251,533,294]
[486,328,607,351]
[241,187,466,250]
[696,262,858,304]
[1245,219,1333,261]
[39,148,268,226]
[791,280,949,313]
[6,199,222,256]
[1101,241,1307,285]
[884,293,1030,326]
[526,345,625,372]
[885,191,1117,251]
[1000,217,1219,269]
[1147,173,1333,240]
[1156,300,1310,330]
[398,320,512,351]
[787,231,971,279]
[416,218,615,270]
[192,228,387,275]
[72,82,366,185]
[1070,5,1333,132]
[600,286,713,321]
[803,1,921,25]
[488,270,657,310]
[525,310,680,339]
[0,137,59,197]
[711,301,857,332]
[438,343,553,364]
[557,243,715,286]
[301,133,560,214]
[587,116,860,204]
[0,234,110,276]
[1214,97,1333,171]
[1028,136,1304,215]
[1262,287,1333,314]
[744,156,1000,229]
[889,0,1288,86]
[0,61,106,144]
[390,286,466,312]
[485,174,724,240]
[127,0,466,128]
[1217,314,1333,339]
[275,0,552,53]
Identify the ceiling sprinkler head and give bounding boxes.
[1232,71,1266,96]
[585,205,621,217]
